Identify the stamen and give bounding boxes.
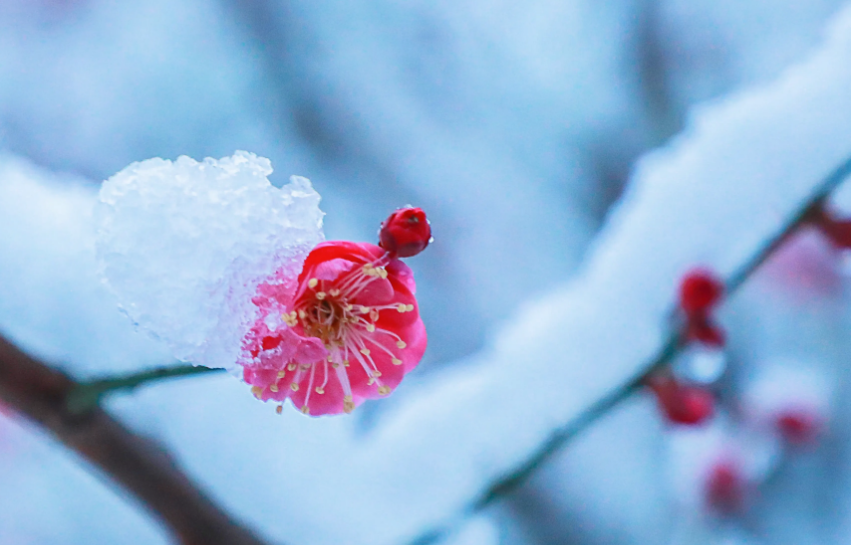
[282,311,298,327]
[316,387,325,394]
[270,384,279,393]
[392,358,402,365]
[378,386,391,395]
[397,340,407,349]
[308,278,318,288]
[251,386,263,398]
[301,405,310,415]
[343,395,355,414]
[287,363,297,371]
[290,383,299,392]
[316,291,326,300]
[277,370,286,378]
[276,405,283,414]
[330,289,340,297]
[365,323,376,332]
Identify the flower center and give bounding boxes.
[300,295,359,350]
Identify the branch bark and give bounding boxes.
[0,334,270,545]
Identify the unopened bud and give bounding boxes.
[679,268,724,317]
[379,207,432,258]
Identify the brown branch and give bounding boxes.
[0,334,270,545]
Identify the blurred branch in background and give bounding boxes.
[410,152,851,545]
[0,335,268,545]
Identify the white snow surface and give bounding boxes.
[0,153,171,377]
[96,151,324,370]
[111,5,851,545]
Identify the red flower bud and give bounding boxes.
[379,207,432,258]
[776,408,822,446]
[685,317,726,348]
[811,206,851,248]
[705,460,746,514]
[679,268,724,317]
[647,374,715,426]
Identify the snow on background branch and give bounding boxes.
[2,0,851,544]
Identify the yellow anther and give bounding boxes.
[298,309,307,319]
[290,383,299,392]
[362,264,376,276]
[392,357,403,366]
[308,278,318,288]
[359,305,370,314]
[396,303,407,312]
[367,377,375,385]
[343,360,350,367]
[300,364,310,371]
[277,370,286,378]
[378,386,391,396]
[365,323,376,332]
[329,289,340,297]
[276,405,283,415]
[251,386,263,398]
[370,309,379,321]
[270,384,279,393]
[316,291,326,300]
[287,363,297,371]
[345,303,354,311]
[396,340,407,349]
[315,387,325,394]
[377,267,388,279]
[343,395,354,414]
[360,348,371,356]
[327,355,334,362]
[350,316,360,323]
[406,304,414,312]
[282,311,298,327]
[301,405,310,415]
[332,362,340,369]
[373,370,382,377]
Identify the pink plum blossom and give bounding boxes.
[241,241,427,416]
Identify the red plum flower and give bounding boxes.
[242,241,427,416]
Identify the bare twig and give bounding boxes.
[0,335,269,545]
[67,364,223,414]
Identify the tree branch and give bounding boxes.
[0,334,270,545]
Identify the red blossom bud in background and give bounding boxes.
[685,317,726,348]
[810,205,851,248]
[776,407,823,446]
[647,374,715,426]
[379,207,432,258]
[678,268,726,348]
[705,459,747,514]
[679,268,724,317]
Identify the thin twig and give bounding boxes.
[0,335,269,545]
[67,364,223,414]
[408,154,851,544]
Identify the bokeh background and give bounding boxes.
[2,0,851,544]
